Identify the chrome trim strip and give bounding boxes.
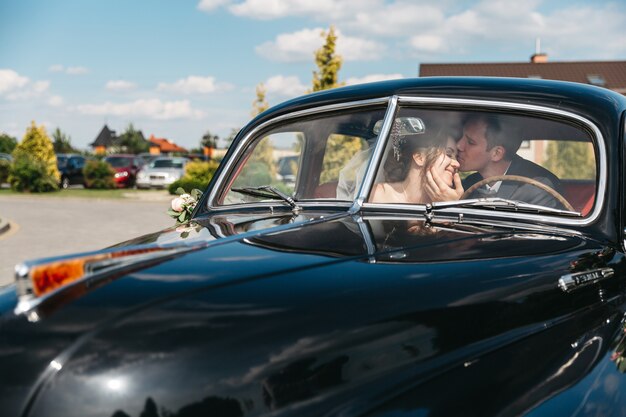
[360,212,583,236]
[391,96,607,226]
[350,95,398,214]
[207,97,390,208]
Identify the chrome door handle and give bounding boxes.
[558,267,614,292]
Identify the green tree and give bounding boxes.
[246,83,275,180]
[311,26,362,182]
[312,26,343,92]
[224,128,240,148]
[252,83,269,116]
[10,121,60,192]
[0,133,17,154]
[52,128,75,153]
[117,123,149,154]
[544,141,595,179]
[201,130,219,149]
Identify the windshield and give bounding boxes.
[105,157,133,168]
[56,155,67,167]
[151,159,184,169]
[219,106,387,205]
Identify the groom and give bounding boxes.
[426,114,563,208]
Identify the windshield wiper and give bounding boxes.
[231,185,302,213]
[427,197,581,217]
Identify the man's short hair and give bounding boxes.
[463,114,522,160]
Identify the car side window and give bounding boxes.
[368,108,597,215]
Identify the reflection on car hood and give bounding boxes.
[0,211,621,417]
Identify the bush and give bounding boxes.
[168,178,209,195]
[168,160,219,195]
[83,160,115,189]
[9,154,59,192]
[11,122,60,192]
[0,159,10,184]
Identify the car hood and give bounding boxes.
[1,211,623,417]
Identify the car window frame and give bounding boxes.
[207,97,392,211]
[361,96,606,227]
[206,95,606,227]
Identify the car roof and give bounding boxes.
[242,77,626,141]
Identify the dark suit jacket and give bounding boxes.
[462,155,564,209]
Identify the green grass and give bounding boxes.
[0,188,169,199]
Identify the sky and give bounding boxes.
[1,0,625,150]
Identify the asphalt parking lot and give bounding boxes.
[0,193,174,287]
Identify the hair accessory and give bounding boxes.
[391,120,405,161]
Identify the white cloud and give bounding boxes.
[75,99,204,120]
[228,1,626,60]
[229,0,378,20]
[349,3,445,37]
[345,73,404,86]
[0,70,50,101]
[264,75,307,97]
[256,27,383,62]
[49,64,64,73]
[47,96,64,107]
[47,65,89,75]
[410,35,446,53]
[404,0,626,58]
[66,66,89,75]
[105,80,137,91]
[157,75,231,94]
[338,34,384,61]
[0,69,29,94]
[197,0,231,11]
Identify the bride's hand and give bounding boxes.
[425,168,463,202]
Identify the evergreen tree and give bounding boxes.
[252,83,269,116]
[248,82,275,179]
[311,26,362,182]
[312,26,343,92]
[117,123,149,154]
[52,128,75,153]
[10,121,60,191]
[0,133,17,154]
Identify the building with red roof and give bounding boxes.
[148,135,188,156]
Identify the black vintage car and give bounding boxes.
[2,77,626,417]
[56,154,87,189]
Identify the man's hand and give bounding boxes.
[425,167,464,202]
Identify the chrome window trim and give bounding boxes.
[207,97,391,208]
[350,95,398,213]
[361,96,607,227]
[208,94,605,227]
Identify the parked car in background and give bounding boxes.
[0,152,11,162]
[2,78,626,417]
[56,153,86,189]
[103,154,140,188]
[136,156,187,189]
[136,152,159,168]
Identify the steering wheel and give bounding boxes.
[460,174,574,211]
